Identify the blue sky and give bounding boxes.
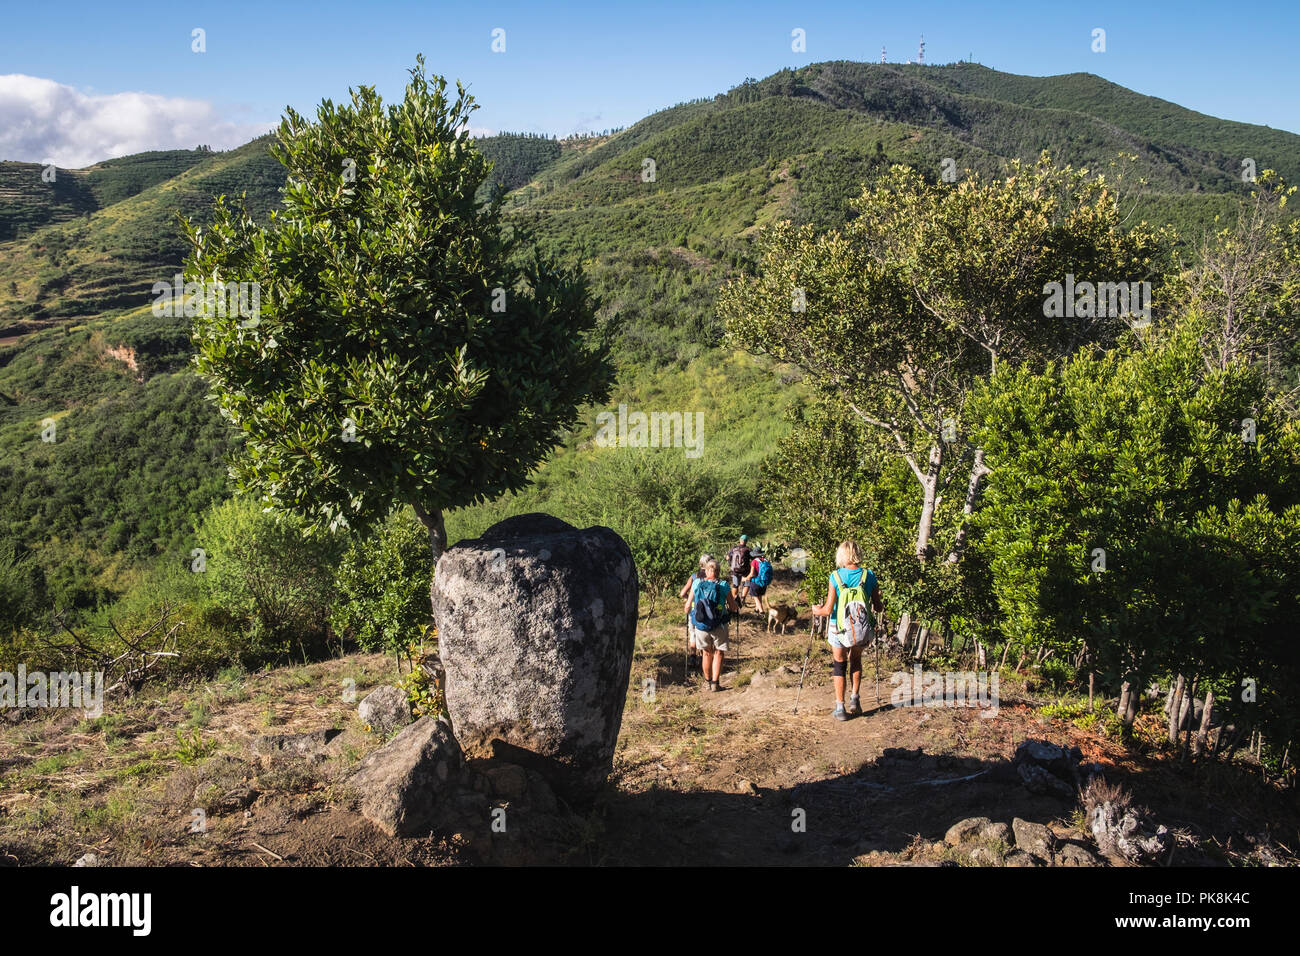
[2,0,1298,165]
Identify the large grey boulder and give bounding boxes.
[349,716,465,837]
[432,513,638,800]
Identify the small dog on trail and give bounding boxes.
[768,603,798,634]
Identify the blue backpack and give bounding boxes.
[692,578,728,630]
[754,558,772,588]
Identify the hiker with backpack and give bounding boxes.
[726,535,752,596]
[679,553,714,674]
[745,547,774,614]
[685,557,740,692]
[810,539,884,721]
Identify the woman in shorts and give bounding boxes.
[810,540,884,720]
[679,553,712,672]
[685,558,740,692]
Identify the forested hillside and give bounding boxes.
[1,58,1296,676]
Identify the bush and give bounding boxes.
[195,496,343,663]
[621,511,707,604]
[330,507,434,654]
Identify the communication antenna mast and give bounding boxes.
[880,45,886,64]
[918,35,925,64]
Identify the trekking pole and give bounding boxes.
[734,609,740,679]
[793,614,818,714]
[874,617,882,706]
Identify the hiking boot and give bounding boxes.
[847,694,861,716]
[833,702,848,721]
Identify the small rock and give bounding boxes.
[738,778,759,795]
[1013,739,1084,798]
[944,816,992,846]
[980,821,1011,845]
[969,845,1001,866]
[1012,817,1057,862]
[73,853,100,867]
[218,785,258,812]
[1057,842,1102,867]
[482,763,529,800]
[349,716,464,837]
[358,685,412,735]
[1004,850,1043,867]
[1018,762,1077,799]
[251,729,341,764]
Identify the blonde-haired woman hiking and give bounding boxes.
[810,540,884,720]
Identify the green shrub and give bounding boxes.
[330,507,434,654]
[195,496,343,663]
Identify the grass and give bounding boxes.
[183,697,211,729]
[111,756,166,780]
[30,750,83,775]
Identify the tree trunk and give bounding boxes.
[914,626,930,663]
[411,501,447,618]
[411,502,448,563]
[999,641,1012,669]
[976,640,987,670]
[914,443,943,560]
[946,448,990,563]
[1168,673,1186,746]
[1193,689,1215,757]
[894,610,912,648]
[1125,684,1141,726]
[1118,678,1142,732]
[1088,671,1095,712]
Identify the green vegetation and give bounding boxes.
[184,58,615,560]
[330,508,434,655]
[194,496,344,663]
[971,325,1300,741]
[473,132,562,196]
[1,58,1298,778]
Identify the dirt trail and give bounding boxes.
[1,589,1295,867]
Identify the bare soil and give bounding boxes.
[1,577,1295,867]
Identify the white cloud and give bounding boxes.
[0,74,273,168]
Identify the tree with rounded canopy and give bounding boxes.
[183,57,615,562]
